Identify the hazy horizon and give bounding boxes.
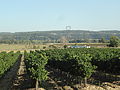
[0,29,120,33]
[0,0,120,32]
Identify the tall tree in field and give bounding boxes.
[109,36,120,47]
[60,36,68,43]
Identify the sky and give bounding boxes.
[0,0,120,32]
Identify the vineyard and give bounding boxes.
[24,48,120,89]
[0,48,120,90]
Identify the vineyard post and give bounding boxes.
[36,79,39,90]
[84,77,87,87]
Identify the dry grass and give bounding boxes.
[0,44,49,52]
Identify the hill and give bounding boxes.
[0,30,120,43]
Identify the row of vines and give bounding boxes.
[45,48,120,74]
[0,51,21,78]
[24,51,48,89]
[24,48,120,88]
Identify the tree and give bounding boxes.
[109,36,120,47]
[63,45,68,48]
[84,38,91,43]
[99,37,106,43]
[60,36,68,43]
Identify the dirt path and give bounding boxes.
[11,54,34,90]
[0,56,21,90]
